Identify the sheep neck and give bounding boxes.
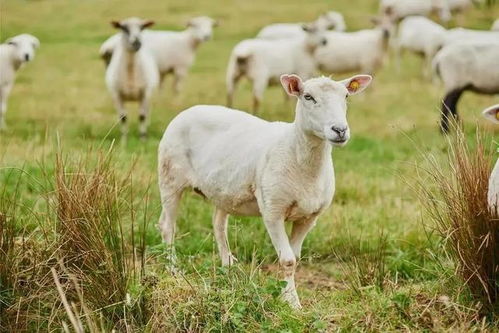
[7,46,23,70]
[121,47,138,79]
[303,40,319,55]
[291,105,332,171]
[184,30,202,50]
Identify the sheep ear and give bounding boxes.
[483,105,499,124]
[141,20,155,29]
[186,19,194,28]
[301,23,315,33]
[32,37,40,48]
[342,75,372,95]
[111,21,122,29]
[280,74,303,97]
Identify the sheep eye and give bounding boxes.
[304,94,316,104]
[8,41,17,46]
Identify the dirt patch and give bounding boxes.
[261,263,347,291]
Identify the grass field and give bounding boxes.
[1,0,498,331]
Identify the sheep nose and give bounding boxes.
[331,126,347,138]
[321,38,327,46]
[132,40,141,50]
[24,54,30,61]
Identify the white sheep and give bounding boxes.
[432,42,499,132]
[482,104,499,213]
[157,73,372,308]
[226,24,327,113]
[100,16,217,94]
[491,19,499,31]
[256,11,346,39]
[0,34,39,130]
[314,16,395,75]
[395,16,446,78]
[105,17,159,141]
[380,0,451,23]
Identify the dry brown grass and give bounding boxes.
[0,147,150,331]
[419,125,498,310]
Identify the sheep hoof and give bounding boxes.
[281,290,302,309]
[222,254,238,266]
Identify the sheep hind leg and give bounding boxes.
[0,96,6,131]
[158,183,185,271]
[212,208,237,266]
[226,72,243,108]
[290,217,317,259]
[158,152,189,271]
[441,88,464,133]
[252,77,268,114]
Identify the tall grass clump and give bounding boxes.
[419,127,498,310]
[0,146,151,331]
[53,148,143,325]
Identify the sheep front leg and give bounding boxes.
[290,217,317,259]
[111,92,128,144]
[263,214,301,309]
[139,96,150,141]
[212,208,237,266]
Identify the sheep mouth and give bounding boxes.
[328,138,348,145]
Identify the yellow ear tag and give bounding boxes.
[496,111,499,120]
[349,80,360,91]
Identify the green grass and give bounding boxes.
[1,0,498,331]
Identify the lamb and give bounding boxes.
[395,16,446,78]
[105,17,159,141]
[226,24,327,113]
[379,0,451,23]
[314,16,394,75]
[482,104,499,213]
[432,42,499,132]
[256,11,346,39]
[100,16,217,94]
[492,19,499,31]
[0,34,39,130]
[157,73,372,308]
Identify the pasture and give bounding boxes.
[1,0,498,331]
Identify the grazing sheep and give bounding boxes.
[101,16,217,94]
[492,19,499,31]
[395,16,446,78]
[380,0,451,23]
[432,42,499,132]
[105,17,159,141]
[482,105,499,212]
[314,16,395,75]
[256,11,346,39]
[226,24,327,113]
[0,34,39,130]
[157,73,372,308]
